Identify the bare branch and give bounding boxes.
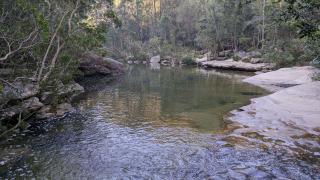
[0,77,18,90]
[68,0,80,36]
[37,12,67,82]
[0,29,38,61]
[42,36,65,82]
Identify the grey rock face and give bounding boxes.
[150,55,161,63]
[234,51,262,62]
[79,53,124,76]
[0,80,39,105]
[0,97,43,121]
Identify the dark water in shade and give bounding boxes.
[0,66,319,179]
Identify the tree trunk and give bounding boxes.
[261,0,266,49]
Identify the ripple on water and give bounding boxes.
[0,66,319,179]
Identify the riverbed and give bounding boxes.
[0,66,319,179]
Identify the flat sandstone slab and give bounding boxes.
[202,59,273,72]
[244,66,319,92]
[230,67,320,155]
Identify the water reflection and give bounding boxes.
[0,66,319,179]
[78,66,265,132]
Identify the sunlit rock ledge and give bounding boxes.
[227,66,320,158]
[243,66,320,92]
[202,59,274,72]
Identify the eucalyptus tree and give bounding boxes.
[0,0,119,83]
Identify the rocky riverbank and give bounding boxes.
[0,53,124,134]
[225,66,320,161]
[135,50,276,72]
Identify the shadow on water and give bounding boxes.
[0,66,319,179]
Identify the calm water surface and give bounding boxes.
[0,66,319,179]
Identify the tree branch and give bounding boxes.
[0,29,38,61]
[37,12,67,82]
[42,36,65,82]
[68,0,80,36]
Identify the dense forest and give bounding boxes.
[0,0,120,83]
[107,0,319,67]
[0,0,319,83]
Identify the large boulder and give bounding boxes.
[0,80,39,108]
[234,51,262,62]
[56,103,75,117]
[0,97,44,121]
[234,51,248,61]
[250,58,264,64]
[218,50,233,57]
[195,55,208,64]
[79,53,124,76]
[23,97,44,111]
[150,55,161,63]
[57,81,84,102]
[40,81,84,105]
[248,51,262,58]
[0,80,39,101]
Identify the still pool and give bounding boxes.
[0,66,318,179]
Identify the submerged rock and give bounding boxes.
[56,103,75,117]
[36,105,55,119]
[36,103,75,119]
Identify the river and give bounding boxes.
[0,66,319,179]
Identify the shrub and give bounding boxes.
[148,37,161,55]
[160,42,174,57]
[133,52,149,61]
[263,39,313,68]
[312,74,320,81]
[181,55,196,66]
[0,83,3,93]
[263,50,295,68]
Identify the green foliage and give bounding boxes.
[264,50,295,68]
[159,42,175,57]
[127,41,148,61]
[263,39,311,68]
[148,37,161,55]
[0,83,3,93]
[134,52,148,61]
[0,0,119,84]
[282,0,320,39]
[181,55,196,66]
[35,13,50,40]
[105,10,122,27]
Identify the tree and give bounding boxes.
[0,0,119,83]
[282,0,320,39]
